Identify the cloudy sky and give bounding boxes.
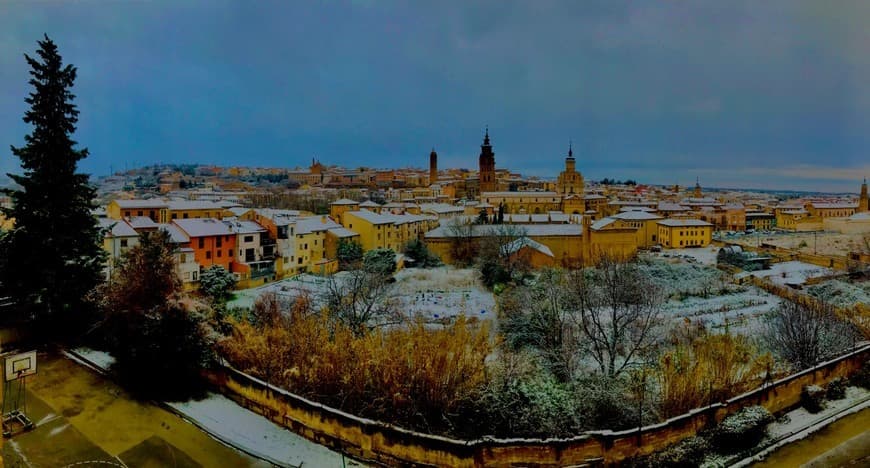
[1,1,868,192]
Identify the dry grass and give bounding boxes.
[221,309,493,434]
[656,323,775,418]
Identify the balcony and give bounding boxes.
[248,260,276,279]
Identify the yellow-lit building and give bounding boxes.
[480,192,562,215]
[656,219,713,248]
[609,211,664,248]
[107,198,231,223]
[341,210,436,252]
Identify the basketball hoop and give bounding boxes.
[2,350,37,437]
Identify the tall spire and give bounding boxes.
[483,126,490,146]
[568,139,574,159]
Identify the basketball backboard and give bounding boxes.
[4,351,37,382]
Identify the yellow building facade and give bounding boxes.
[656,219,713,248]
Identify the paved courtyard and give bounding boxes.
[1,350,268,467]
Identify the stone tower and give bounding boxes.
[429,149,438,185]
[556,141,584,195]
[860,178,869,212]
[479,127,496,193]
[693,177,702,198]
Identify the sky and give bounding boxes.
[1,1,868,193]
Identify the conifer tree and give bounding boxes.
[0,35,105,334]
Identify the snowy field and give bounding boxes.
[390,268,495,322]
[228,268,496,324]
[650,246,721,266]
[750,261,834,286]
[807,279,870,307]
[660,287,781,334]
[723,230,866,257]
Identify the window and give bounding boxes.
[217,237,222,247]
[298,257,303,264]
[228,250,233,257]
[244,235,253,242]
[172,213,177,219]
[217,250,222,257]
[183,213,189,219]
[120,239,128,248]
[192,271,198,281]
[198,238,204,248]
[180,254,186,263]
[184,272,190,280]
[137,210,143,216]
[206,251,211,259]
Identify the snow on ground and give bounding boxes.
[68,348,358,467]
[70,347,116,370]
[763,386,869,441]
[390,268,495,321]
[652,246,721,266]
[807,279,870,307]
[227,268,496,323]
[660,287,781,334]
[750,261,834,286]
[168,393,353,468]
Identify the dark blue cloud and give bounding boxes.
[1,1,867,192]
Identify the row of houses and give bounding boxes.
[101,198,439,289]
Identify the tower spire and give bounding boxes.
[568,139,574,158]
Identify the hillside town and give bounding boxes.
[2,4,870,468]
[69,130,870,291]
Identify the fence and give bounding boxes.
[208,344,870,467]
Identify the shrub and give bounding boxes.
[826,377,847,400]
[852,360,870,389]
[200,265,237,303]
[403,239,442,268]
[709,406,773,453]
[801,385,826,413]
[638,436,710,468]
[363,248,397,276]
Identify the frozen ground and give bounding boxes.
[69,348,358,467]
[750,261,834,286]
[228,268,496,324]
[168,394,355,467]
[807,279,870,307]
[725,231,866,257]
[651,246,721,266]
[390,268,495,322]
[660,287,780,335]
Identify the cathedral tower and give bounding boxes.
[860,178,869,212]
[479,127,496,193]
[556,141,584,195]
[429,148,438,185]
[693,177,702,198]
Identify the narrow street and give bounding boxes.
[2,350,270,467]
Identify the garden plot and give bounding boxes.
[227,269,496,324]
[652,246,721,266]
[807,279,870,307]
[390,268,495,322]
[659,287,781,335]
[750,261,833,286]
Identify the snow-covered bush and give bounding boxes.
[634,436,710,468]
[825,377,846,400]
[709,405,773,453]
[800,385,826,413]
[807,280,870,308]
[639,260,726,299]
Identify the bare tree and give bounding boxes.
[764,298,858,370]
[321,269,397,335]
[499,268,579,381]
[569,256,664,378]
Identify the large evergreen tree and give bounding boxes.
[0,36,104,334]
